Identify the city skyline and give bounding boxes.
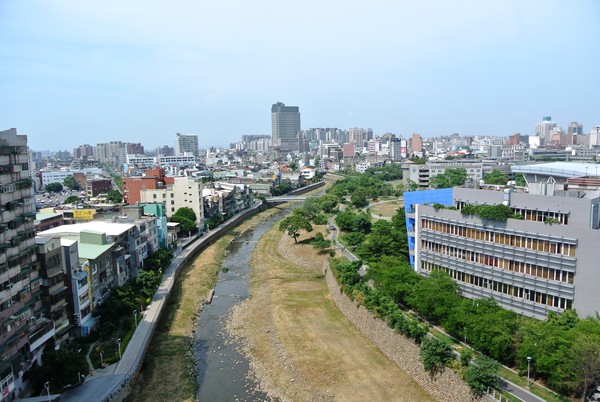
[1,1,599,151]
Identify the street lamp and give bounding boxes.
[44,381,50,402]
[116,338,122,360]
[133,310,137,327]
[527,356,532,387]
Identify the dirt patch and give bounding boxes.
[369,199,404,218]
[228,225,434,401]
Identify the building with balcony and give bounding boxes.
[404,186,600,320]
[35,237,70,348]
[0,128,46,401]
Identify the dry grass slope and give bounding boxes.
[229,225,435,401]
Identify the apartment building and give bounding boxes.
[140,176,204,225]
[405,186,600,320]
[35,237,70,348]
[0,129,49,401]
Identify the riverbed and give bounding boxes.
[194,209,289,401]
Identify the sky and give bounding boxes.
[0,1,599,152]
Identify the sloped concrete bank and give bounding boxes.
[324,268,473,402]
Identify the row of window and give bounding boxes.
[421,261,574,310]
[456,201,570,225]
[421,241,575,284]
[421,218,576,257]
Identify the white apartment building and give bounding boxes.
[140,177,204,224]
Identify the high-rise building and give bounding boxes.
[271,102,301,152]
[410,133,423,156]
[568,122,583,136]
[0,128,52,398]
[348,127,366,148]
[174,133,199,156]
[535,116,557,145]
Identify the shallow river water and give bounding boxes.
[194,209,289,401]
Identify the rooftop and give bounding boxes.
[38,220,135,237]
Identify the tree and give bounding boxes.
[356,220,404,262]
[484,170,508,185]
[341,232,365,249]
[63,175,80,190]
[429,168,467,189]
[420,337,454,380]
[464,356,501,398]
[514,173,526,187]
[288,162,298,171]
[45,182,63,193]
[312,232,331,252]
[173,207,197,223]
[569,333,600,401]
[106,189,123,204]
[64,195,80,204]
[350,188,369,208]
[408,270,460,324]
[279,211,313,243]
[316,194,338,213]
[170,215,196,233]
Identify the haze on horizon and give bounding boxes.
[0,0,598,151]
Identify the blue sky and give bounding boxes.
[1,1,599,151]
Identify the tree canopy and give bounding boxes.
[279,209,313,243]
[63,175,80,190]
[107,189,123,204]
[429,168,467,189]
[484,169,509,185]
[45,182,63,193]
[173,207,197,222]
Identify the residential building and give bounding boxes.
[85,178,112,197]
[271,102,301,152]
[410,133,423,156]
[35,237,70,348]
[0,128,49,400]
[174,133,199,156]
[122,168,173,205]
[140,176,204,225]
[405,186,600,320]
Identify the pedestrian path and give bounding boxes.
[59,203,262,402]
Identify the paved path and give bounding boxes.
[60,204,262,402]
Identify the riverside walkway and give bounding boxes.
[60,203,264,402]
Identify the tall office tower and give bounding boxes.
[410,133,423,156]
[389,137,402,162]
[590,126,600,149]
[271,102,301,152]
[174,133,199,156]
[0,129,48,398]
[535,116,557,145]
[568,122,583,136]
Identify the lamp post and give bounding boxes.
[44,381,50,402]
[116,338,122,360]
[133,310,137,327]
[527,356,532,387]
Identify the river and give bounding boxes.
[193,208,289,401]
